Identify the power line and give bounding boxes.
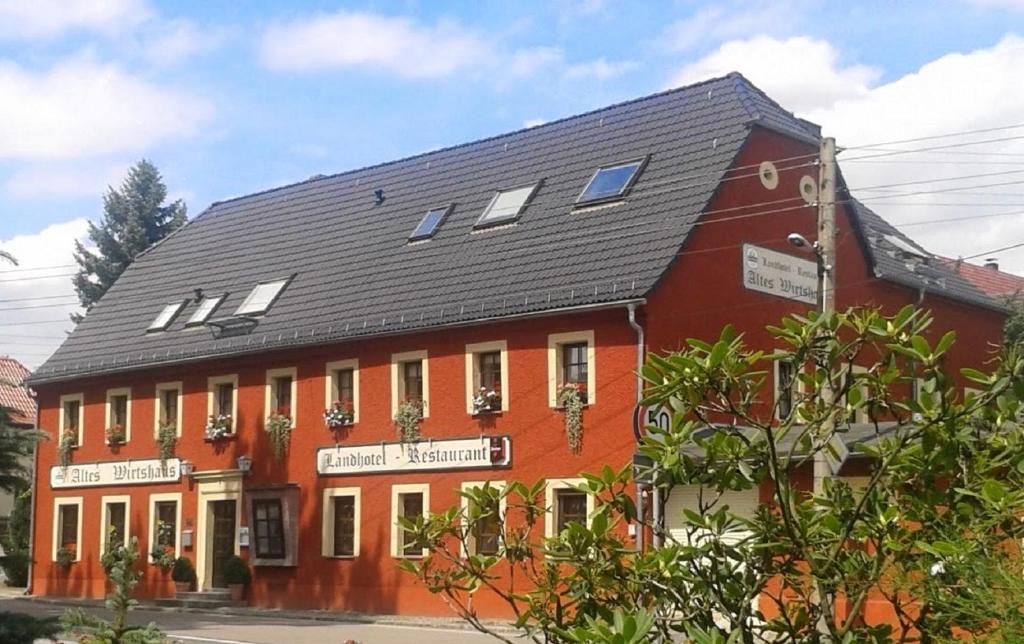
[0,264,76,275]
[843,122,1024,151]
[962,241,1024,261]
[849,168,1024,192]
[841,134,1024,162]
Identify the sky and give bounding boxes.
[2,0,1024,369]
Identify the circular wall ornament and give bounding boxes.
[759,161,779,190]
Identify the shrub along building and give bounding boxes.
[27,73,1008,619]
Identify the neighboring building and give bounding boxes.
[940,256,1024,302]
[26,73,1007,625]
[0,356,35,543]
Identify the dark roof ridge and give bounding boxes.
[204,72,746,211]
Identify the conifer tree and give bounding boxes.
[72,160,186,322]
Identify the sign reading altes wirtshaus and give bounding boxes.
[317,435,511,475]
[742,243,818,305]
[51,458,182,489]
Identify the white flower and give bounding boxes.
[930,561,945,576]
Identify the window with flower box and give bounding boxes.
[547,331,595,407]
[265,367,296,426]
[325,359,359,426]
[464,341,509,414]
[391,350,429,418]
[100,495,130,553]
[154,382,182,438]
[52,497,82,563]
[207,375,237,437]
[105,387,131,444]
[59,394,83,447]
[148,493,181,562]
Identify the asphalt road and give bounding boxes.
[1,597,518,644]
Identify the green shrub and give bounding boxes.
[0,551,29,587]
[0,611,61,643]
[223,555,250,585]
[170,557,195,584]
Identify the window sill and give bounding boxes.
[204,433,238,444]
[323,554,358,560]
[552,403,591,410]
[471,409,504,417]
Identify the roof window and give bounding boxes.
[576,159,646,205]
[475,182,541,229]
[147,301,187,332]
[186,294,225,326]
[235,279,289,316]
[409,205,452,242]
[883,234,930,260]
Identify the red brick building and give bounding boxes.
[26,73,1007,620]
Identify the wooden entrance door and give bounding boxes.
[209,500,236,588]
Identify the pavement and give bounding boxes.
[1,594,525,644]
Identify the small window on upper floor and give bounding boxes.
[409,205,452,242]
[186,294,225,326]
[235,279,289,316]
[576,159,646,206]
[475,182,541,229]
[148,301,187,332]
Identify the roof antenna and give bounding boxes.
[374,189,386,205]
[193,288,204,301]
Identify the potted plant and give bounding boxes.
[264,407,292,462]
[204,414,232,441]
[55,546,75,569]
[105,424,126,446]
[223,555,250,601]
[472,385,502,414]
[324,399,354,429]
[171,557,195,594]
[557,382,586,453]
[394,399,424,442]
[150,521,176,571]
[57,429,77,467]
[156,422,177,466]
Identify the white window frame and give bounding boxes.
[235,278,289,316]
[100,494,131,554]
[148,300,188,332]
[475,181,541,229]
[774,360,802,422]
[265,367,298,426]
[52,496,83,562]
[321,486,361,558]
[545,478,595,539]
[59,393,84,447]
[460,480,507,558]
[391,483,430,558]
[105,387,133,444]
[846,365,870,424]
[154,381,183,438]
[391,350,429,418]
[207,374,239,433]
[325,359,360,424]
[148,492,182,561]
[547,330,596,407]
[464,341,509,414]
[186,294,226,327]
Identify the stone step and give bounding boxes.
[154,596,246,609]
[176,590,231,600]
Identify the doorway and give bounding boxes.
[209,500,236,588]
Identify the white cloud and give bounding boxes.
[659,2,802,53]
[141,19,227,66]
[259,10,492,78]
[523,118,547,128]
[3,162,128,200]
[0,0,150,40]
[0,219,88,370]
[564,57,637,80]
[667,36,880,113]
[0,54,213,161]
[509,46,564,78]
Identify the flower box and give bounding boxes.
[472,386,503,414]
[204,414,233,441]
[105,424,127,446]
[324,400,355,429]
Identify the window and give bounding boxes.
[321,487,361,558]
[844,365,870,424]
[59,393,84,447]
[186,294,225,326]
[207,375,238,432]
[265,368,296,423]
[391,351,429,418]
[548,331,596,407]
[391,484,429,558]
[409,205,453,242]
[775,361,797,421]
[461,481,506,557]
[325,359,359,424]
[53,497,82,562]
[148,493,181,561]
[464,341,509,414]
[544,479,594,538]
[475,182,541,228]
[148,300,188,332]
[252,499,286,559]
[100,496,130,553]
[154,382,182,438]
[576,159,646,205]
[105,387,132,443]
[235,278,289,316]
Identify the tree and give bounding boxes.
[1,490,31,586]
[0,402,43,494]
[403,306,1024,643]
[72,160,186,322]
[1004,299,1024,347]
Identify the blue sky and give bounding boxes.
[2,0,1024,367]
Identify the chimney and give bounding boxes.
[984,257,999,271]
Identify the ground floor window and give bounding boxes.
[322,487,361,558]
[252,499,285,559]
[246,486,299,566]
[101,496,130,554]
[149,493,181,562]
[461,481,506,556]
[52,497,83,563]
[544,479,594,538]
[391,484,429,558]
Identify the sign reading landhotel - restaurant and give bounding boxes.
[318,435,511,476]
[50,458,181,489]
[741,243,818,305]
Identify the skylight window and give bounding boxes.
[147,301,187,332]
[235,279,289,316]
[475,182,541,228]
[186,294,225,326]
[409,205,452,242]
[576,159,646,205]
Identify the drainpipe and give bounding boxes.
[25,402,40,596]
[626,303,649,552]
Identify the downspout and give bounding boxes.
[26,400,39,595]
[626,303,649,552]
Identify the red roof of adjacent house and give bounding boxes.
[940,258,1024,301]
[0,357,36,426]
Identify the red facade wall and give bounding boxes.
[30,125,1005,620]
